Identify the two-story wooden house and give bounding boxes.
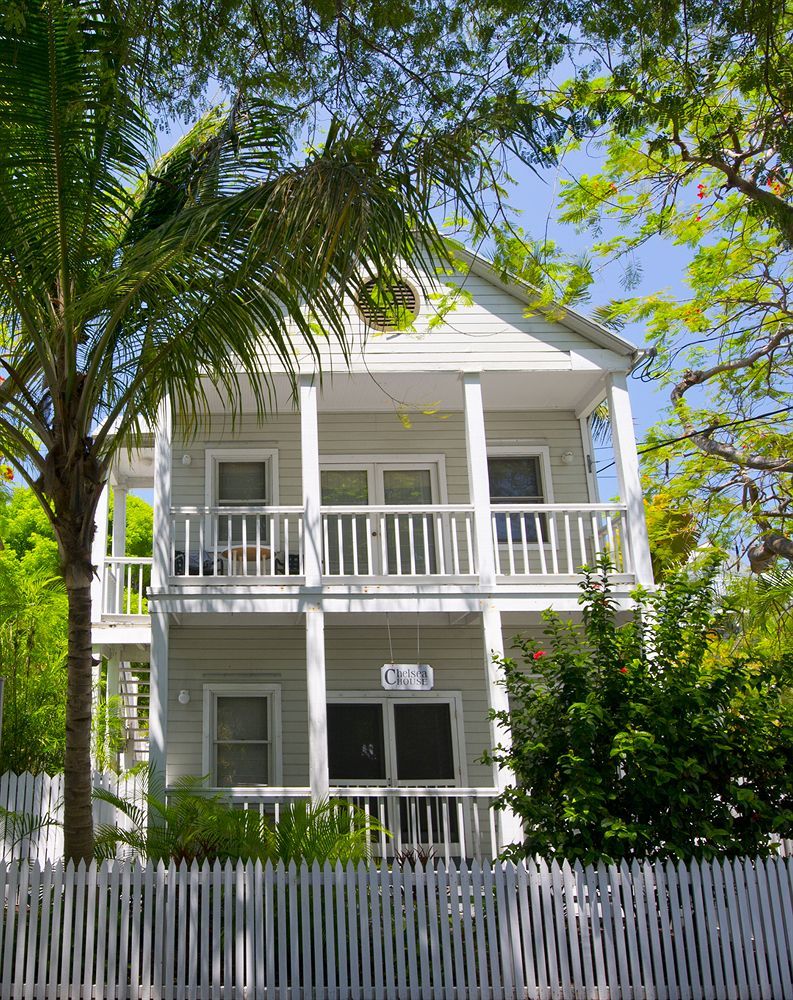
[90,247,653,859]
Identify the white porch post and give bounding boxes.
[462,371,496,589]
[299,374,322,589]
[148,612,169,778]
[482,604,522,849]
[606,373,654,587]
[300,374,329,799]
[149,397,172,778]
[112,480,128,558]
[151,397,172,590]
[306,607,329,800]
[90,484,109,618]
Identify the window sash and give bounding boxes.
[212,694,272,786]
[217,460,269,506]
[488,455,546,544]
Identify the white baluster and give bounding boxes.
[535,513,548,574]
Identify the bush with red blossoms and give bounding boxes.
[482,556,793,864]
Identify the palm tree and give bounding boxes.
[0,1,484,861]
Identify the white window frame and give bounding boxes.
[205,447,280,510]
[326,690,467,787]
[487,444,554,548]
[204,447,280,551]
[202,683,283,788]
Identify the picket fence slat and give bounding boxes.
[2,856,793,998]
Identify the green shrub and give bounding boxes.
[94,770,388,865]
[483,559,793,864]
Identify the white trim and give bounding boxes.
[202,682,283,787]
[326,690,467,786]
[204,447,280,510]
[579,415,600,503]
[606,373,654,586]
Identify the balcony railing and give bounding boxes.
[164,502,632,585]
[320,505,476,577]
[101,557,152,616]
[491,503,630,576]
[169,506,304,578]
[185,786,501,862]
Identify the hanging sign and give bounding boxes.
[381,663,434,691]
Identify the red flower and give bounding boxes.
[1,466,13,481]
[533,650,545,661]
[619,667,628,674]
[695,215,702,222]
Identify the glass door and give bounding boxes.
[320,461,440,575]
[378,465,437,575]
[320,466,372,574]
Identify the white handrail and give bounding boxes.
[491,503,631,576]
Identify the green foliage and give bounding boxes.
[484,561,793,864]
[0,555,68,773]
[484,0,793,570]
[92,692,126,774]
[0,488,60,578]
[94,772,387,866]
[108,494,153,558]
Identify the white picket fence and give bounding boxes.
[2,855,793,998]
[0,771,143,864]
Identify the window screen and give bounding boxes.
[217,461,268,505]
[488,455,546,543]
[328,703,386,781]
[214,695,271,786]
[394,703,455,781]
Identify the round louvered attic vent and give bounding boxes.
[356,278,419,331]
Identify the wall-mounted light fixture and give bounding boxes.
[181,454,192,466]
[178,689,191,705]
[560,451,575,465]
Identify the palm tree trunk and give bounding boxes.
[62,540,96,863]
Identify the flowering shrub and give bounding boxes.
[483,559,793,863]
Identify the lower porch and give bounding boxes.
[151,611,540,861]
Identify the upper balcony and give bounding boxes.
[161,501,632,585]
[92,361,652,629]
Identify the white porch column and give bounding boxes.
[462,371,496,589]
[300,374,329,799]
[90,484,109,618]
[112,480,128,558]
[151,397,172,589]
[149,397,172,779]
[299,375,322,589]
[482,604,522,848]
[306,607,329,800]
[606,373,654,587]
[148,611,169,779]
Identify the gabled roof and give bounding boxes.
[452,244,641,360]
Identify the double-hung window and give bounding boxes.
[206,448,278,546]
[203,684,281,787]
[488,451,550,544]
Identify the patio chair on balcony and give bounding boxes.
[173,550,218,576]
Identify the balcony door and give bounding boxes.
[321,461,440,575]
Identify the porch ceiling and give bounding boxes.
[199,369,607,415]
